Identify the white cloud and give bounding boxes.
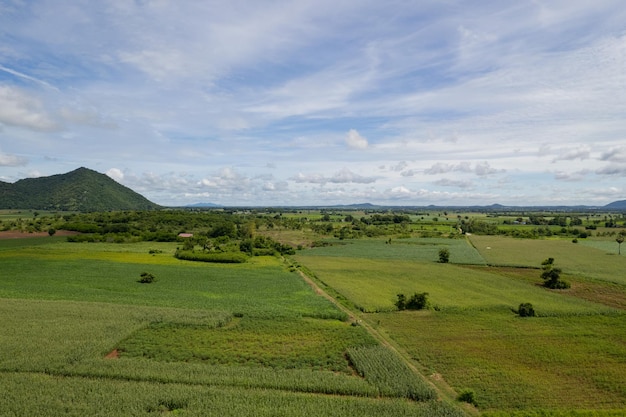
[424,161,504,177]
[1,2,626,206]
[345,129,368,149]
[292,168,376,185]
[0,151,28,167]
[434,178,473,188]
[106,168,124,182]
[0,86,60,131]
[552,145,591,162]
[600,146,626,163]
[596,165,626,176]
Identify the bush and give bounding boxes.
[138,272,156,284]
[396,292,429,310]
[457,388,478,406]
[517,302,535,317]
[438,248,450,263]
[174,250,248,263]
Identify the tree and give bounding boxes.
[517,302,535,317]
[617,235,624,255]
[406,292,430,310]
[396,292,429,310]
[47,228,56,236]
[438,248,450,263]
[541,258,569,289]
[395,293,407,310]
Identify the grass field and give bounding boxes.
[304,237,486,264]
[0,237,462,416]
[294,235,626,415]
[467,235,626,285]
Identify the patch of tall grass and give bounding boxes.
[347,345,436,401]
[117,316,378,373]
[0,372,466,417]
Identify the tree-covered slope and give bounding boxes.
[0,167,160,211]
[605,199,626,210]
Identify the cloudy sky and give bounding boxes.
[1,1,625,206]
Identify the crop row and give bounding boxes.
[0,372,465,417]
[346,345,436,401]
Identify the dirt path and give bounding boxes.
[296,266,475,414]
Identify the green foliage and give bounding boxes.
[457,388,478,406]
[517,302,535,317]
[460,219,498,235]
[0,167,160,211]
[138,272,156,283]
[541,258,570,289]
[346,345,436,401]
[174,250,248,263]
[438,248,450,263]
[397,292,430,310]
[395,293,407,310]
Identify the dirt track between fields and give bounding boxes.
[296,268,471,412]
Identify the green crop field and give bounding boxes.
[0,236,463,417]
[294,234,626,415]
[468,235,626,285]
[303,237,487,264]
[2,212,625,417]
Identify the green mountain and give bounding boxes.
[0,167,161,211]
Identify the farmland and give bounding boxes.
[1,208,625,416]
[294,231,626,415]
[0,232,459,416]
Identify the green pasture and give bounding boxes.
[0,241,341,319]
[294,236,626,415]
[378,310,626,413]
[0,237,463,416]
[293,255,617,315]
[468,235,626,285]
[304,237,486,264]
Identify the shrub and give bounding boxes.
[395,293,406,310]
[438,248,450,263]
[517,302,535,317]
[174,250,248,263]
[138,272,156,284]
[458,388,478,406]
[396,292,429,310]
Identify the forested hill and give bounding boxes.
[0,167,161,211]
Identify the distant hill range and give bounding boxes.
[0,167,160,211]
[604,200,626,210]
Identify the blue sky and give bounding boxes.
[1,0,625,206]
